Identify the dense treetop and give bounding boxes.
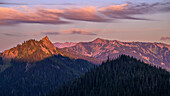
[49,55,170,96]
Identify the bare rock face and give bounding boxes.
[64,38,170,71]
[2,36,59,62]
[40,36,58,54]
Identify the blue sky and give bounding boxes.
[0,0,170,52]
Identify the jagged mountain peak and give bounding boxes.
[2,36,58,62]
[41,36,49,41]
[40,36,56,52]
[92,38,108,43]
[40,36,53,45]
[95,38,106,41]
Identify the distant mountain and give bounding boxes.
[1,36,100,64]
[0,55,94,96]
[63,38,170,71]
[49,55,170,96]
[54,42,77,48]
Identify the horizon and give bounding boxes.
[0,0,170,51]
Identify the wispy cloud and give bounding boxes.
[63,28,97,35]
[41,31,60,35]
[0,2,28,5]
[160,37,170,41]
[0,2,75,6]
[0,2,170,25]
[99,2,170,20]
[0,6,70,25]
[2,33,29,37]
[58,6,109,22]
[41,3,76,5]
[41,28,97,36]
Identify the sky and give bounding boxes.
[0,0,170,52]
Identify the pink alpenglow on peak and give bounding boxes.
[54,42,77,48]
[62,38,170,71]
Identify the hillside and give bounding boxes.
[63,38,170,71]
[49,55,170,96]
[0,55,94,96]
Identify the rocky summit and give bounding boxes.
[2,36,60,62]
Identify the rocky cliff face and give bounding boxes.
[64,38,170,71]
[2,36,60,62]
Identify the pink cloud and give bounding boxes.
[99,4,128,11]
[0,7,70,25]
[39,6,109,22]
[99,2,170,20]
[160,37,170,41]
[59,6,109,22]
[0,2,170,25]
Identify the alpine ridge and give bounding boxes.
[0,36,100,65]
[2,36,59,62]
[54,42,77,48]
[63,38,170,71]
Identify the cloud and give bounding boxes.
[0,7,70,25]
[59,7,109,22]
[41,3,76,5]
[41,31,60,35]
[2,33,29,37]
[41,28,97,36]
[63,28,97,35]
[99,2,170,20]
[39,6,109,22]
[0,2,75,6]
[160,37,170,41]
[0,2,28,5]
[0,2,170,25]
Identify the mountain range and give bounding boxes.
[1,36,170,71]
[0,36,170,95]
[0,36,99,64]
[62,38,170,71]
